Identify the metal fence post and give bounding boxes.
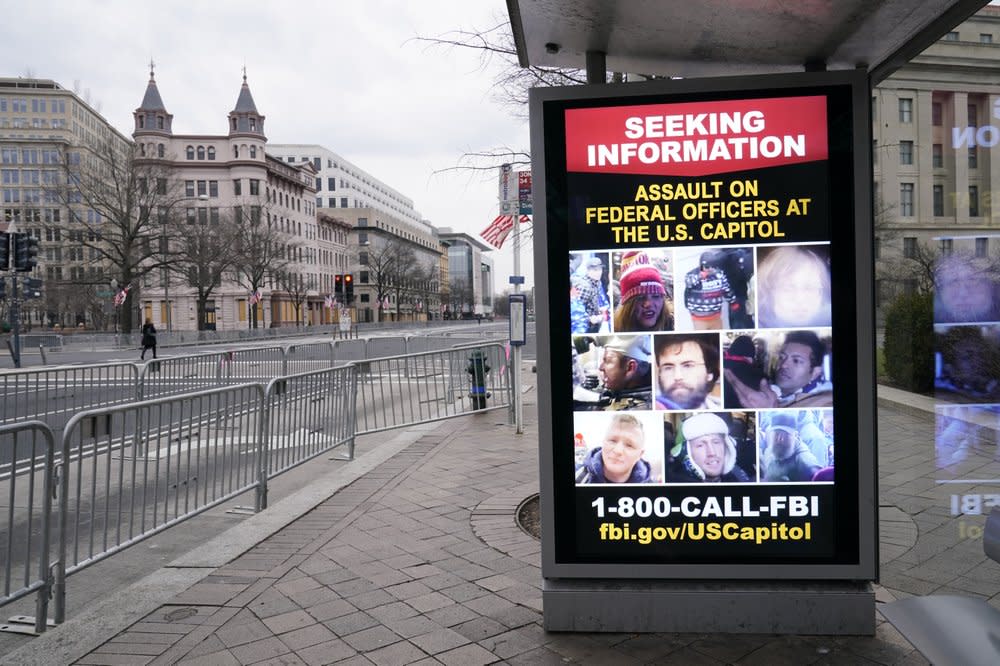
[257,381,272,512]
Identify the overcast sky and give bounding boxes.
[0,0,534,286]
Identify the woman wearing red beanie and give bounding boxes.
[613,250,673,332]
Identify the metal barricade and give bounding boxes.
[0,421,55,635]
[355,342,512,435]
[138,347,284,399]
[333,339,367,364]
[0,362,140,434]
[53,384,265,623]
[284,341,335,375]
[405,336,461,354]
[259,367,357,509]
[367,336,407,358]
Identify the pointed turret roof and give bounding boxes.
[138,60,167,111]
[233,70,258,114]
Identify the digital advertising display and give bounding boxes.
[532,72,877,579]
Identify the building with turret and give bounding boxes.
[132,68,324,330]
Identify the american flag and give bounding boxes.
[248,290,262,305]
[113,284,131,307]
[480,214,529,249]
[324,294,336,309]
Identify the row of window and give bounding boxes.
[896,182,984,217]
[943,30,994,43]
[185,146,216,160]
[0,118,69,129]
[0,98,67,113]
[899,236,990,259]
[878,140,981,169]
[1,148,63,164]
[892,96,990,128]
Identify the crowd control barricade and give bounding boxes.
[333,339,367,364]
[404,336,459,354]
[0,421,55,635]
[367,336,407,359]
[355,342,512,435]
[258,366,357,509]
[284,341,335,375]
[53,384,265,623]
[0,362,140,435]
[138,347,284,399]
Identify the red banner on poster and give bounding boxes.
[565,96,828,177]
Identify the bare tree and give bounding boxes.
[230,201,297,328]
[48,137,189,332]
[360,238,423,322]
[276,271,314,327]
[449,277,474,316]
[170,211,239,330]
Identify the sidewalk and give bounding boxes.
[1,372,957,665]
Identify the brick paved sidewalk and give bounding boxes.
[5,376,955,665]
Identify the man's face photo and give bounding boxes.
[775,342,821,394]
[768,427,796,459]
[599,348,628,391]
[601,421,645,479]
[657,340,712,408]
[688,433,726,479]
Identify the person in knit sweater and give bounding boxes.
[683,250,735,330]
[613,250,673,332]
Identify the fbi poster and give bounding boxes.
[532,72,877,579]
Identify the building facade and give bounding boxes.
[437,228,494,319]
[132,70,321,331]
[874,6,1000,313]
[0,77,131,329]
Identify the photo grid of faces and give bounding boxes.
[571,243,835,485]
[931,235,1000,477]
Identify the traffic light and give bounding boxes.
[22,277,42,299]
[13,233,39,272]
[334,274,343,296]
[344,273,354,303]
[0,277,6,301]
[0,231,9,270]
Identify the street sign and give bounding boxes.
[509,275,525,285]
[509,294,526,346]
[518,171,533,215]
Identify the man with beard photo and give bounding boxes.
[654,333,721,410]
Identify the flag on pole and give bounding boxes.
[113,284,131,307]
[480,214,529,249]
[324,294,336,309]
[248,290,262,305]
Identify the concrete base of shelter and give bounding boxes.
[543,579,875,634]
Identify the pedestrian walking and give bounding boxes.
[140,318,157,360]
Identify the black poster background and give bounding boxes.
[544,85,863,567]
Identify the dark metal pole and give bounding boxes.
[11,275,21,368]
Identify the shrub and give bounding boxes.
[882,291,934,393]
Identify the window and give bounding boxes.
[359,251,369,265]
[933,185,944,216]
[209,180,218,197]
[360,294,370,303]
[944,31,959,41]
[315,177,322,190]
[186,146,194,160]
[358,217,368,227]
[328,197,336,208]
[231,118,237,130]
[185,180,195,197]
[316,197,322,207]
[970,186,980,216]
[900,183,914,216]
[233,179,242,196]
[207,147,215,160]
[210,208,219,225]
[233,146,239,159]
[328,178,335,191]
[969,146,978,169]
[899,98,913,123]
[249,118,256,131]
[981,33,993,44]
[197,180,207,197]
[157,144,164,158]
[360,270,369,283]
[186,208,196,225]
[976,237,989,257]
[940,238,954,255]
[932,143,943,168]
[899,141,913,165]
[197,146,205,160]
[341,197,348,208]
[968,104,978,127]
[157,116,164,129]
[249,179,259,195]
[157,178,166,195]
[903,237,917,258]
[250,145,257,159]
